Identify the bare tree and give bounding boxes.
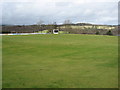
[53,22,57,29]
[64,19,71,25]
[37,20,44,26]
[63,19,72,33]
[37,20,44,32]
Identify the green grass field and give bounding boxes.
[2,34,118,88]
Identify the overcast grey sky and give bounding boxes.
[1,0,119,25]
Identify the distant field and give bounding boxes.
[3,34,118,88]
[61,25,115,30]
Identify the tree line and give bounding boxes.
[1,19,118,36]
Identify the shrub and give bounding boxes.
[96,31,100,35]
[106,30,113,35]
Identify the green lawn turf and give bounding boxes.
[2,34,118,88]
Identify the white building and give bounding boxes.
[53,29,59,34]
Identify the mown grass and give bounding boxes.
[2,34,118,88]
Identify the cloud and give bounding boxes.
[1,0,118,25]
